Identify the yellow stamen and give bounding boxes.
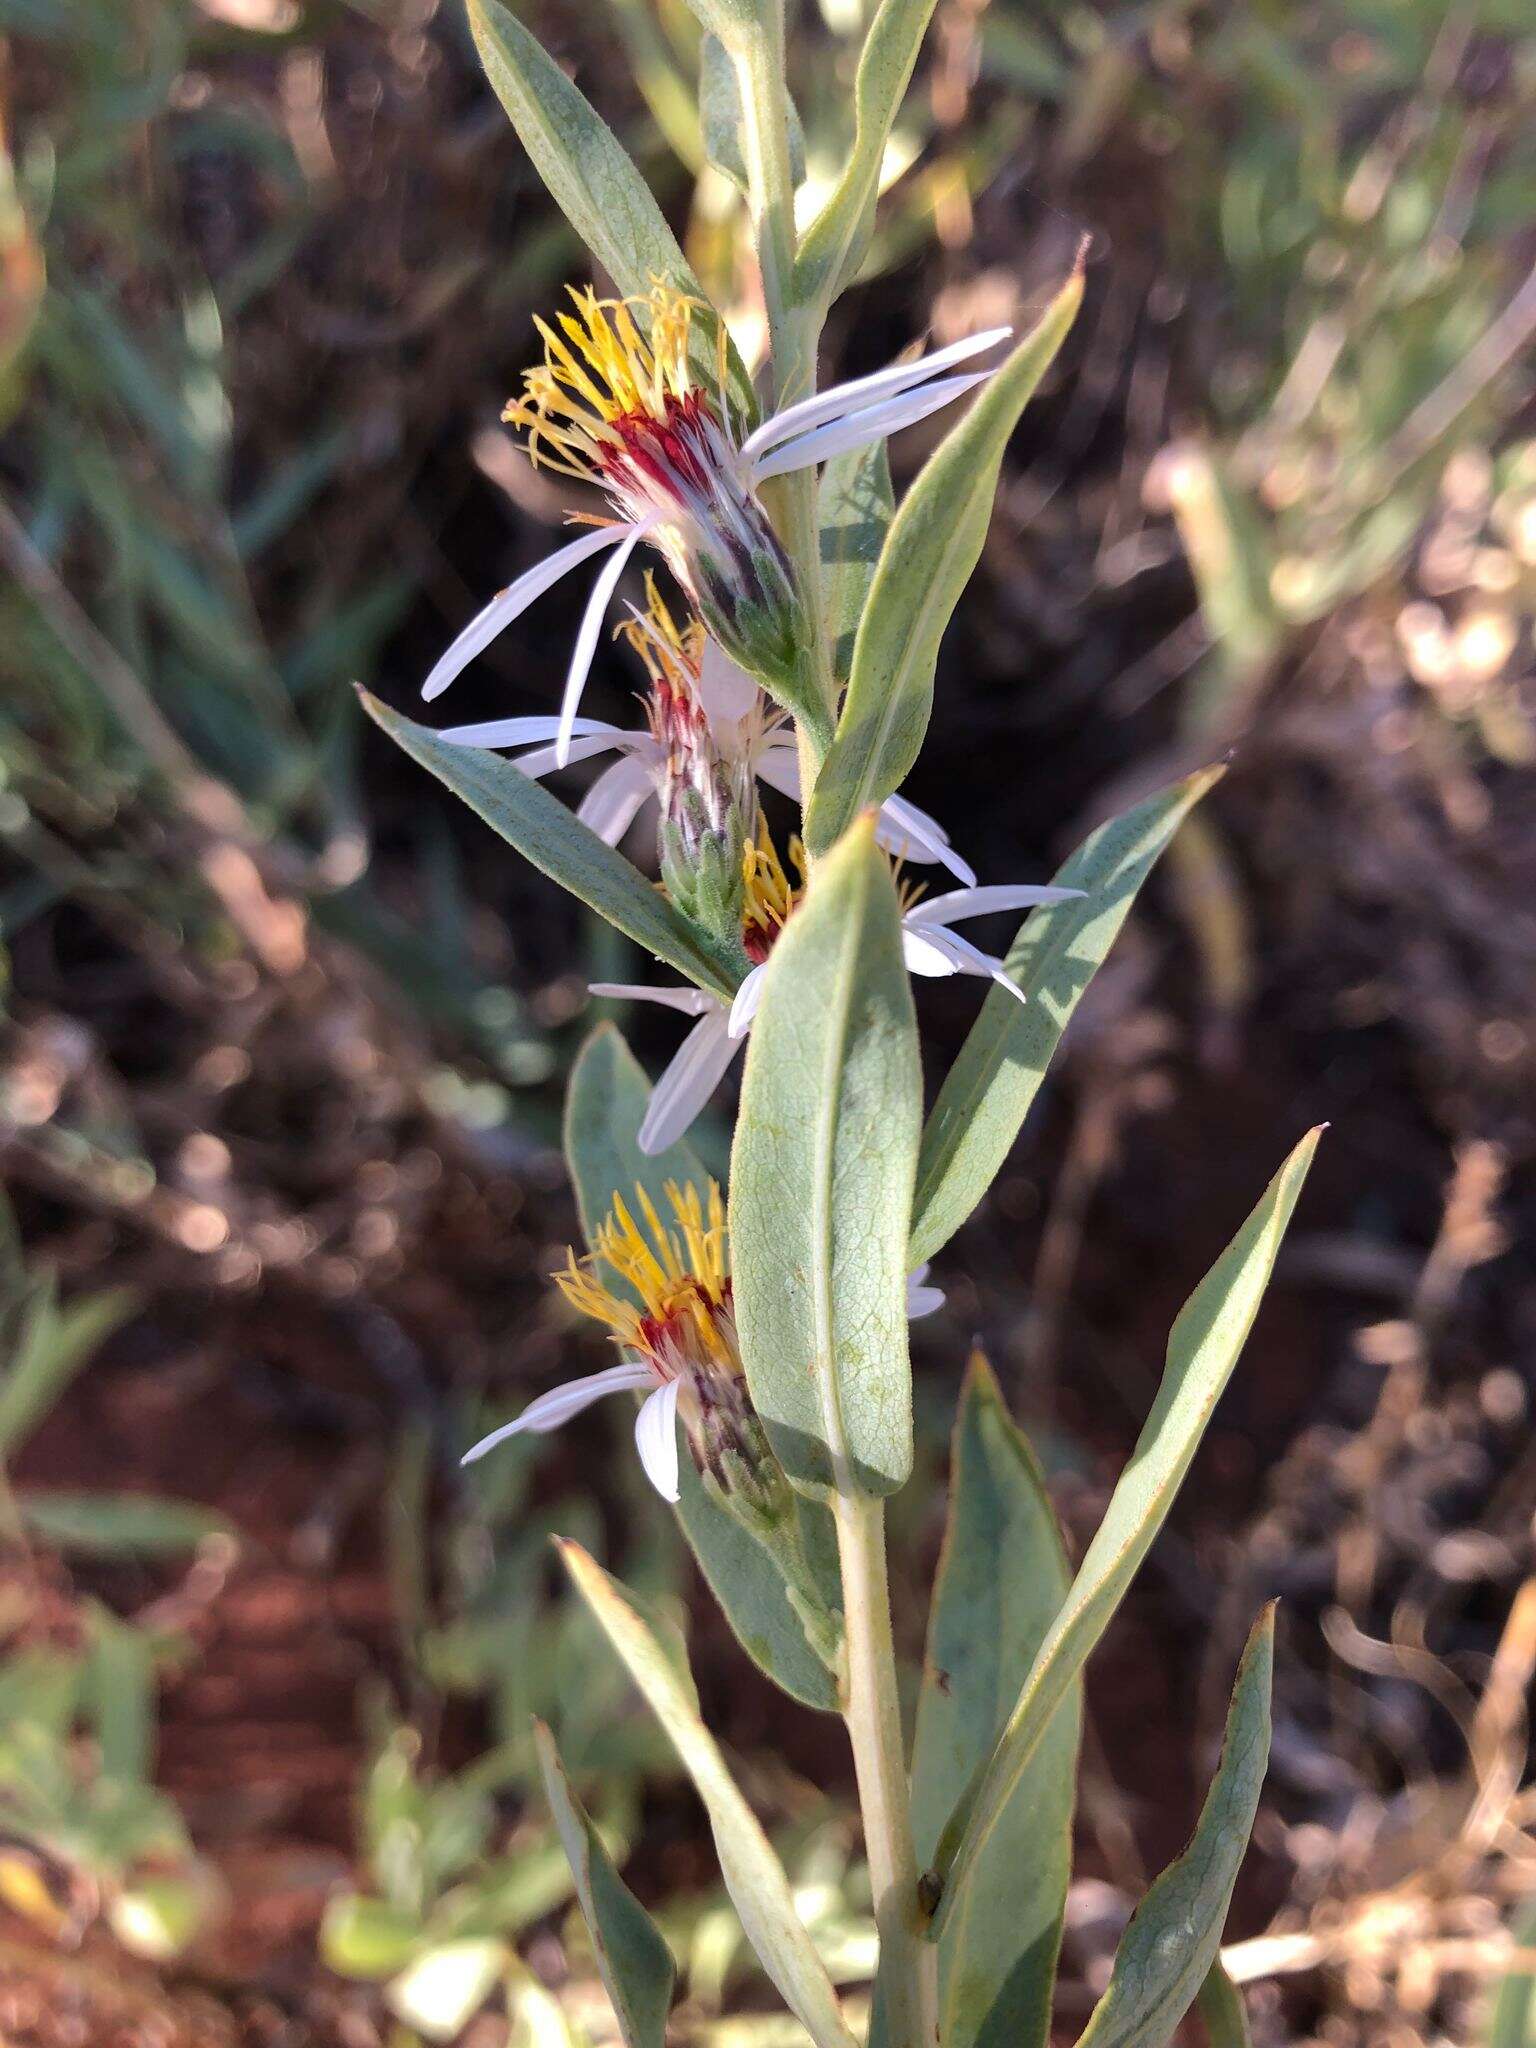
[741,825,804,957]
[556,1179,734,1375]
[616,572,706,695]
[504,282,700,481]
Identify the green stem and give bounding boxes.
[833,1491,931,2048]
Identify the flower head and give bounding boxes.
[461,1178,944,1503]
[594,841,1086,1154]
[421,292,1013,764]
[463,1179,768,1505]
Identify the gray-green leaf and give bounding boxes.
[1196,1959,1253,2048]
[558,1542,858,2048]
[819,439,893,689]
[805,266,1083,857]
[911,1352,1078,2048]
[730,817,921,1497]
[1485,1902,1536,2048]
[533,1720,675,2048]
[563,1024,840,1712]
[928,1129,1319,1932]
[466,0,754,419]
[794,0,943,310]
[1075,1608,1275,2048]
[699,35,805,196]
[359,693,740,999]
[909,767,1222,1268]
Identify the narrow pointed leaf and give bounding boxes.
[794,0,943,309]
[730,818,921,1497]
[359,694,739,999]
[558,1542,858,2048]
[929,1131,1320,1932]
[804,268,1083,859]
[1075,1609,1275,2048]
[1196,1960,1253,2048]
[465,0,753,419]
[0,1285,136,1462]
[911,1353,1079,2048]
[819,439,893,688]
[909,768,1221,1267]
[533,1720,674,2048]
[564,1026,840,1712]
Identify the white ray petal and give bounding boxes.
[748,371,992,484]
[906,922,1028,1002]
[903,883,1085,928]
[438,715,617,748]
[589,982,719,1016]
[578,753,656,843]
[901,927,963,978]
[422,524,633,702]
[634,1377,682,1502]
[905,1264,946,1319]
[557,520,653,766]
[727,963,767,1039]
[874,792,978,887]
[508,731,646,780]
[697,639,760,729]
[638,1007,742,1154]
[460,1362,655,1461]
[753,738,802,801]
[737,327,1013,465]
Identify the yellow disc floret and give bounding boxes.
[741,826,804,964]
[505,283,703,483]
[556,1180,735,1379]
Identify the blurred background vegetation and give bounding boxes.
[1,0,1534,2042]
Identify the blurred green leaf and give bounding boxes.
[19,1492,230,1557]
[1196,1959,1253,2048]
[321,1892,424,1980]
[1076,1610,1275,2048]
[387,1937,510,2043]
[534,1719,675,2048]
[929,1131,1319,1931]
[1485,1902,1536,2048]
[0,1283,134,1461]
[731,818,920,1498]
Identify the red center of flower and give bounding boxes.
[605,389,720,500]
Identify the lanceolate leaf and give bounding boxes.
[359,694,740,998]
[911,1354,1079,2048]
[466,0,754,419]
[819,439,893,688]
[804,267,1083,859]
[730,819,921,1497]
[1196,1960,1253,2048]
[794,0,942,310]
[1075,1609,1276,2048]
[558,1543,859,2048]
[0,1283,135,1463]
[564,1026,840,1712]
[533,1720,675,2048]
[909,768,1222,1268]
[928,1130,1320,1933]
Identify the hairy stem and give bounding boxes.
[834,1491,932,2048]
